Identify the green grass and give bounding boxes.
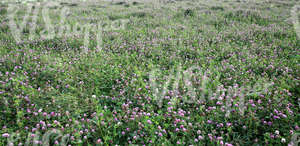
[0,0,299,145]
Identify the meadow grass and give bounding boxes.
[0,0,299,145]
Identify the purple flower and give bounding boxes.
[197,130,201,134]
[2,133,10,138]
[147,120,152,124]
[54,120,59,125]
[158,133,163,137]
[198,135,204,140]
[54,140,59,145]
[226,123,232,127]
[96,139,102,144]
[267,121,272,126]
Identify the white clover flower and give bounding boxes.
[275,130,280,135]
[281,138,286,143]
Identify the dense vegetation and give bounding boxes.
[0,0,299,145]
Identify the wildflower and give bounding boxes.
[258,99,262,104]
[147,120,152,124]
[32,128,37,132]
[158,133,163,137]
[54,140,59,145]
[274,116,280,119]
[267,121,272,126]
[275,130,279,135]
[2,133,10,138]
[281,138,286,143]
[197,130,201,134]
[198,135,204,140]
[208,134,213,140]
[217,123,224,128]
[54,120,59,125]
